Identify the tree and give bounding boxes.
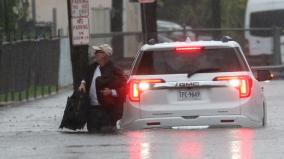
[0,0,30,39]
[141,2,158,43]
[157,0,247,28]
[221,0,248,45]
[157,0,212,27]
[221,0,247,28]
[157,0,248,42]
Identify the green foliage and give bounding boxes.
[179,0,212,28]
[157,0,248,28]
[221,0,247,28]
[0,0,30,35]
[157,0,191,25]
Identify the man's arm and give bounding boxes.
[78,65,93,93]
[101,88,118,97]
[113,66,127,100]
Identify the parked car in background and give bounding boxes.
[157,20,195,41]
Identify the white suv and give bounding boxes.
[120,37,272,130]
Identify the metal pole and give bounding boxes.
[140,3,147,43]
[183,24,187,41]
[52,8,57,37]
[273,27,282,65]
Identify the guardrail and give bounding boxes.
[251,65,284,70]
[251,65,284,79]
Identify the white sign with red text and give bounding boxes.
[71,0,90,45]
[71,0,89,17]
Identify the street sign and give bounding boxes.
[70,0,90,45]
[72,17,90,45]
[71,0,89,17]
[138,0,155,3]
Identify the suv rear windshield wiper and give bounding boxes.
[187,68,221,78]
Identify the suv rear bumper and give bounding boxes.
[120,115,262,130]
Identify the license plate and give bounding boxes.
[178,90,201,101]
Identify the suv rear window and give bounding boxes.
[133,48,248,75]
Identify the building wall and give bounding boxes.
[33,0,68,35]
[89,0,112,34]
[89,0,112,8]
[30,0,142,58]
[31,0,112,36]
[123,0,142,57]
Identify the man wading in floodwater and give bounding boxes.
[78,44,126,133]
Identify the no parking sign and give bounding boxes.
[70,0,90,45]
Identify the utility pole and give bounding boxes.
[140,1,158,44]
[52,8,57,37]
[67,0,89,90]
[273,27,282,65]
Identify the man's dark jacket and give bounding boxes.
[84,61,126,120]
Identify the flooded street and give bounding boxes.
[0,81,283,159]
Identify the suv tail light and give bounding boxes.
[214,76,253,98]
[128,79,165,102]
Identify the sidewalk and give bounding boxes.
[0,88,72,134]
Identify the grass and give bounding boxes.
[0,85,57,103]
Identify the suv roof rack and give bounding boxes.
[221,36,233,43]
[148,38,156,45]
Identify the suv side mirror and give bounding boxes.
[256,70,273,81]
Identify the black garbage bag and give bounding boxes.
[59,92,89,130]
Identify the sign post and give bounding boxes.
[67,0,90,90]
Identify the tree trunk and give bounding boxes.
[211,0,222,39]
[141,2,158,44]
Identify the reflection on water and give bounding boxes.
[177,141,202,159]
[128,131,151,159]
[126,129,254,159]
[231,129,254,159]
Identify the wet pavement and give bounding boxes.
[0,81,284,159]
